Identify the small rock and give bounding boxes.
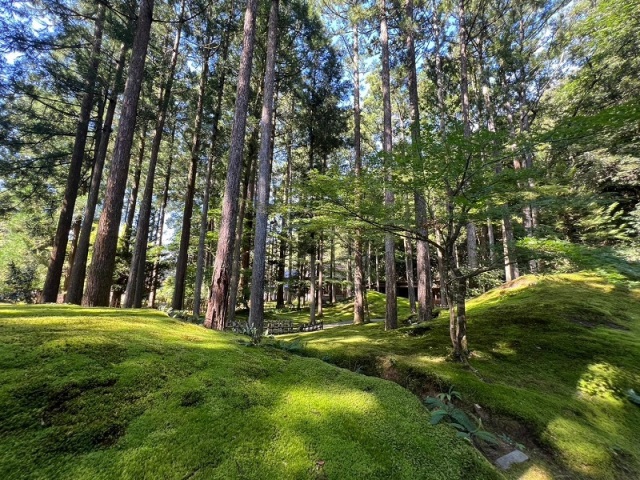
[495,450,529,470]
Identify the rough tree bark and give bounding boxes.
[42,4,105,302]
[248,0,279,334]
[193,24,231,317]
[67,43,128,305]
[125,8,185,308]
[83,0,156,306]
[205,0,259,329]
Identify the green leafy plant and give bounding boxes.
[424,388,498,445]
[230,321,261,345]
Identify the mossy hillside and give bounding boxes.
[0,305,498,480]
[284,274,640,479]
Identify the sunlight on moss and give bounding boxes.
[545,417,612,477]
[517,464,554,480]
[576,362,626,403]
[491,341,517,356]
[408,355,447,365]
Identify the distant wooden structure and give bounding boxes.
[264,320,324,335]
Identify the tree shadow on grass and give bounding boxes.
[0,308,499,480]
[286,275,640,479]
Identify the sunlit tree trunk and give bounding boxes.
[248,0,279,334]
[84,0,155,306]
[317,238,324,317]
[205,0,259,329]
[42,4,105,302]
[67,43,128,305]
[193,40,228,315]
[126,7,185,308]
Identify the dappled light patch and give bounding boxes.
[286,272,640,479]
[576,363,628,403]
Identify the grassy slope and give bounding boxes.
[284,274,640,479]
[0,305,497,480]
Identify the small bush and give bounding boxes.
[3,261,36,303]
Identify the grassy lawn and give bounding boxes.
[0,304,498,480]
[283,273,640,480]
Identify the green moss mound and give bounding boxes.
[286,273,640,479]
[0,305,497,480]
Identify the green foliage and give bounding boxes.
[2,261,36,303]
[521,238,640,282]
[424,389,498,446]
[0,305,498,479]
[230,321,261,345]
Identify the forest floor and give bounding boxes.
[0,304,498,479]
[281,274,640,480]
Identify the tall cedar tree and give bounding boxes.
[83,0,155,306]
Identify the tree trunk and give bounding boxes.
[148,123,176,307]
[352,19,366,325]
[487,218,496,263]
[380,0,397,329]
[452,267,468,360]
[205,0,259,329]
[404,235,416,314]
[502,214,519,281]
[309,239,317,324]
[193,26,231,316]
[228,141,256,325]
[458,0,478,271]
[172,39,209,310]
[248,0,279,334]
[317,239,323,317]
[42,4,105,302]
[405,0,432,322]
[375,247,380,292]
[123,123,147,254]
[83,0,156,307]
[126,9,185,308]
[67,43,128,305]
[62,216,82,295]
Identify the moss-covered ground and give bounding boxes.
[283,274,640,479]
[0,305,498,480]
